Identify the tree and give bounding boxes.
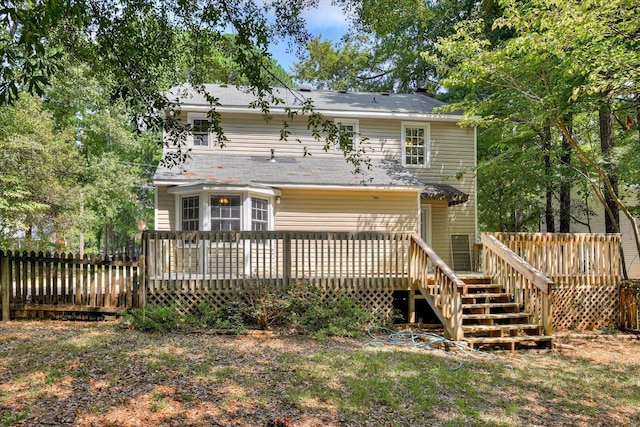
[43,66,162,256]
[317,0,510,93]
[431,0,640,273]
[292,36,373,91]
[0,95,80,249]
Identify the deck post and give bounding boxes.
[408,291,416,323]
[1,251,10,321]
[542,293,553,336]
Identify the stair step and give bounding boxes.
[462,312,530,321]
[465,284,502,292]
[464,335,553,350]
[462,292,511,300]
[462,323,541,333]
[460,277,493,285]
[462,302,520,310]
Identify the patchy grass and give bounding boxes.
[0,321,639,426]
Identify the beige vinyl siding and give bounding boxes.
[275,188,419,233]
[155,186,175,231]
[164,110,477,258]
[421,200,459,266]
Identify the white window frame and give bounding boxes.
[180,195,200,231]
[187,112,211,149]
[334,118,359,152]
[175,190,274,232]
[251,197,270,231]
[401,121,431,168]
[210,194,243,231]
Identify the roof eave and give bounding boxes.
[175,104,465,123]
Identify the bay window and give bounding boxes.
[174,190,275,232]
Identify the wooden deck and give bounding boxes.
[0,232,624,343]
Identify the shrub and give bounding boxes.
[124,280,377,337]
[295,293,375,339]
[124,306,181,332]
[243,279,294,329]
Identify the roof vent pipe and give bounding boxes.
[270,149,276,162]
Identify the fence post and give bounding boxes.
[1,251,10,321]
[138,232,147,309]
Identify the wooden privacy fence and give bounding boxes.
[620,280,640,332]
[487,233,621,330]
[143,230,412,322]
[0,250,140,320]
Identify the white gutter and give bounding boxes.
[175,104,465,123]
[266,183,422,191]
[167,184,281,197]
[158,180,421,193]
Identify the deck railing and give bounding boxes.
[143,230,412,292]
[0,250,140,320]
[482,234,553,336]
[487,232,621,286]
[409,235,466,340]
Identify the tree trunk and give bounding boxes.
[542,125,555,232]
[636,94,640,144]
[559,115,572,232]
[599,104,619,233]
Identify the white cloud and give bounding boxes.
[301,1,349,35]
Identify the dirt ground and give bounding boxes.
[0,321,638,426]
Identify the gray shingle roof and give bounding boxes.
[155,154,424,188]
[168,84,449,115]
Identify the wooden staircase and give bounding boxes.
[460,277,553,351]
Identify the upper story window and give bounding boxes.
[334,119,359,151]
[192,119,209,147]
[181,195,200,231]
[402,122,431,167]
[211,195,242,231]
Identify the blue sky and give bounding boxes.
[267,1,350,73]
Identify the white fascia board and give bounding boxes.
[266,183,423,192]
[177,104,465,123]
[167,183,281,196]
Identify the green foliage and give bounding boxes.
[124,306,181,332]
[185,301,246,331]
[239,279,374,337]
[125,280,375,337]
[292,36,374,91]
[432,0,640,236]
[294,295,374,340]
[1,408,30,427]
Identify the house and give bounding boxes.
[153,84,477,269]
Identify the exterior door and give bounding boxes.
[420,204,432,247]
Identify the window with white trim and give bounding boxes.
[210,195,242,231]
[176,191,274,232]
[251,198,269,231]
[334,119,359,151]
[402,122,431,167]
[181,196,200,231]
[192,119,209,147]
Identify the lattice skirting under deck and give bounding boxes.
[146,289,395,325]
[552,285,618,331]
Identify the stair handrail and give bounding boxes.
[481,233,553,336]
[410,234,466,341]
